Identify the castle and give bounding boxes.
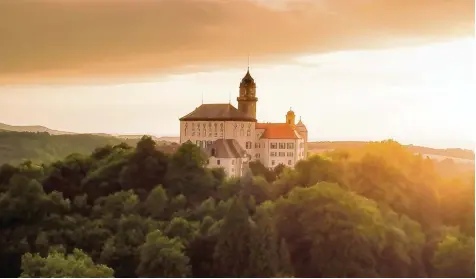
[179,68,308,177]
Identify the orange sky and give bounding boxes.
[0,0,473,83]
[0,0,474,149]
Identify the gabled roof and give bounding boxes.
[180,104,256,122]
[256,123,302,139]
[206,139,247,158]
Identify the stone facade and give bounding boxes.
[179,68,308,177]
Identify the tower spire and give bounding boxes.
[247,53,250,71]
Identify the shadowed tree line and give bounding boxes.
[0,136,473,277]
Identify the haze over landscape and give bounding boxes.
[0,0,474,149]
[0,1,475,278]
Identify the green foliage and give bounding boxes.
[0,131,139,165]
[137,230,190,277]
[431,229,475,278]
[20,247,113,278]
[0,137,473,278]
[212,197,253,277]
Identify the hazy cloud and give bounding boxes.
[0,0,473,83]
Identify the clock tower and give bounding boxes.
[237,68,258,119]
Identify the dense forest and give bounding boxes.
[0,136,474,277]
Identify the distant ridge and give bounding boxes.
[0,123,178,143]
[0,122,75,135]
[0,122,472,161]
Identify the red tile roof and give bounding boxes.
[256,123,302,139]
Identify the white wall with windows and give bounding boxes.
[180,120,255,152]
[264,138,305,169]
[207,156,247,177]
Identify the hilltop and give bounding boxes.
[308,141,474,162]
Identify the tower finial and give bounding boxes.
[247,53,250,71]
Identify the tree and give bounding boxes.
[274,183,412,277]
[247,206,279,277]
[136,230,190,277]
[278,238,294,277]
[213,197,253,277]
[143,184,168,219]
[431,229,475,278]
[20,247,113,278]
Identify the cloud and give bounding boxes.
[0,0,473,84]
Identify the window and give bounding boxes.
[271,160,275,166]
[279,152,285,157]
[211,148,216,157]
[220,123,224,131]
[270,152,276,157]
[279,143,286,149]
[203,129,207,137]
[246,141,252,149]
[287,143,294,149]
[287,152,293,157]
[184,128,187,136]
[288,160,292,165]
[255,153,260,158]
[232,160,235,165]
[247,129,251,136]
[270,143,277,149]
[217,159,221,165]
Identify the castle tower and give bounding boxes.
[296,116,308,159]
[286,108,296,127]
[237,68,258,119]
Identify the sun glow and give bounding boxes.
[0,38,474,149]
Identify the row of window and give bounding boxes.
[186,129,223,137]
[271,160,293,166]
[270,152,294,157]
[213,159,237,166]
[184,128,252,138]
[270,142,294,149]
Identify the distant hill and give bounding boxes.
[0,131,146,165]
[308,141,475,161]
[0,122,179,144]
[0,122,75,135]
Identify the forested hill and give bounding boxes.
[308,141,475,161]
[0,137,474,278]
[0,131,173,165]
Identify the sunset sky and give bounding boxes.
[0,0,474,149]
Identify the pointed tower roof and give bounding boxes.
[296,117,307,130]
[240,68,256,87]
